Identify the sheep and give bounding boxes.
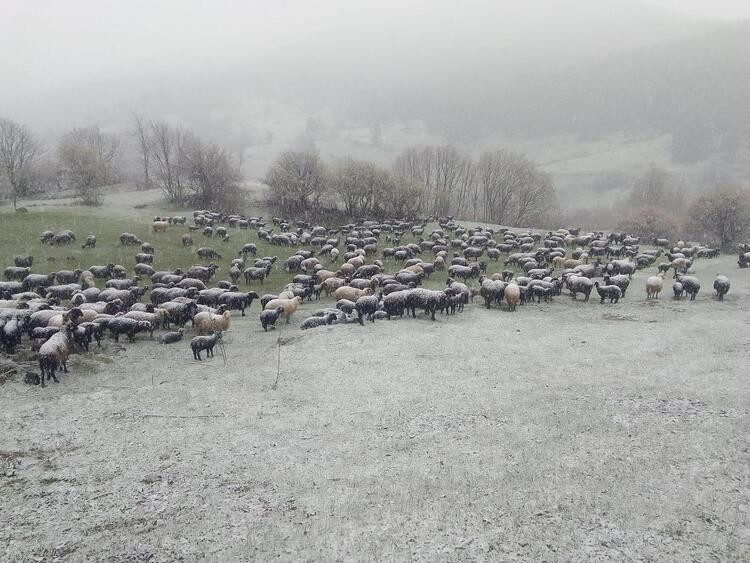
[81,235,97,249]
[108,317,153,342]
[152,220,169,233]
[334,286,374,302]
[55,269,82,284]
[479,276,506,309]
[135,253,153,265]
[182,233,194,247]
[13,254,34,268]
[673,274,700,300]
[504,283,521,311]
[260,307,284,331]
[301,313,337,330]
[355,293,382,324]
[120,232,142,246]
[191,331,221,360]
[645,274,664,299]
[264,296,304,323]
[713,274,730,301]
[197,247,222,260]
[217,291,259,316]
[123,309,167,330]
[46,283,82,301]
[602,274,631,297]
[161,300,198,328]
[405,288,449,320]
[4,267,30,281]
[50,231,75,246]
[193,308,232,334]
[594,282,622,304]
[672,281,684,300]
[37,323,74,386]
[564,275,594,301]
[243,266,268,285]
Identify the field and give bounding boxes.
[1,206,749,561]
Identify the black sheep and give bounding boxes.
[191,331,221,360]
[260,307,284,331]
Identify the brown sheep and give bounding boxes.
[264,296,304,323]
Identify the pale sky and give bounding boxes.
[0,0,748,132]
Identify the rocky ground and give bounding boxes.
[1,254,749,561]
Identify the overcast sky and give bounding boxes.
[1,0,748,135]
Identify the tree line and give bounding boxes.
[0,115,242,209]
[2,115,749,249]
[265,145,557,227]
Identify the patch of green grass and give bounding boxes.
[0,209,527,296]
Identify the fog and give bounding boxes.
[1,0,749,193]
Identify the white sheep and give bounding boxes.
[193,308,232,334]
[504,283,521,311]
[646,273,664,299]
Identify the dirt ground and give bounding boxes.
[1,255,749,561]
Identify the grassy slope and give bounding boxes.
[0,209,505,294]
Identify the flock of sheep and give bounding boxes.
[0,210,740,388]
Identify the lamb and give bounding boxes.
[301,313,338,330]
[193,307,232,334]
[645,273,665,299]
[191,331,221,360]
[672,281,684,300]
[335,299,356,314]
[264,296,304,324]
[37,323,74,386]
[159,328,184,344]
[713,274,730,301]
[182,234,194,247]
[594,282,622,304]
[260,307,284,331]
[355,293,382,324]
[82,235,97,249]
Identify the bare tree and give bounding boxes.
[132,112,152,189]
[688,186,750,249]
[149,121,189,204]
[57,126,120,205]
[432,145,464,217]
[330,157,393,219]
[393,146,434,213]
[265,151,327,217]
[182,136,241,209]
[0,118,42,210]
